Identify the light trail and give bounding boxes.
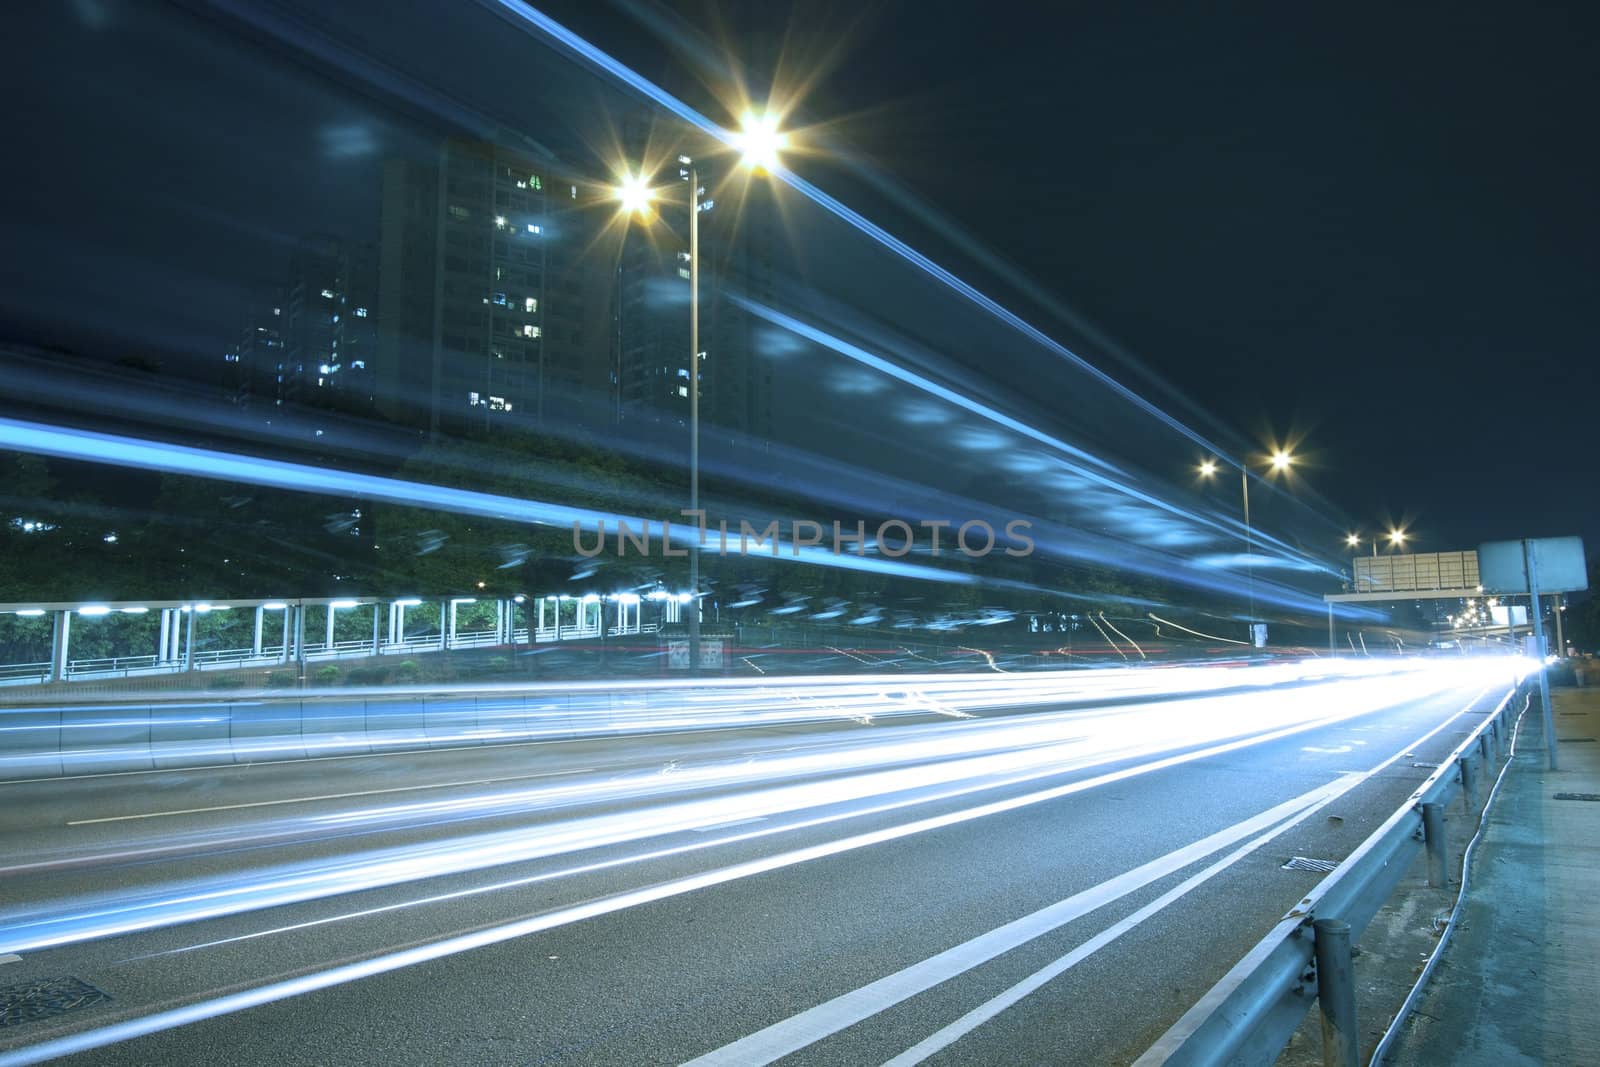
[486,1,1232,462]
[0,417,971,588]
[0,660,1415,779]
[0,664,1517,1067]
[0,660,1523,957]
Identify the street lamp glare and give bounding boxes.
[1198,459,1217,477]
[1270,449,1293,472]
[615,173,653,217]
[736,111,789,172]
[1346,534,1361,547]
[1388,528,1407,544]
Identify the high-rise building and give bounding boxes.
[226,237,377,414]
[375,138,613,437]
[223,296,282,410]
[281,235,379,411]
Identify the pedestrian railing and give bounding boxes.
[0,661,49,686]
[1134,684,1525,1067]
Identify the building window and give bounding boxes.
[354,307,368,317]
[678,385,689,397]
[448,205,471,221]
[523,324,541,339]
[320,289,335,299]
[524,297,537,313]
[489,395,507,411]
[526,223,542,235]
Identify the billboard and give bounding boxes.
[1353,550,1478,593]
[1477,537,1589,595]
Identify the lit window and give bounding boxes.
[489,395,507,411]
[569,185,577,199]
[524,297,537,313]
[351,360,366,369]
[530,175,542,190]
[448,205,470,221]
[354,307,368,317]
[320,289,334,299]
[319,364,331,374]
[469,391,480,405]
[495,215,507,228]
[492,292,507,306]
[678,385,689,397]
[505,402,513,412]
[273,307,281,316]
[678,268,691,280]
[677,367,690,378]
[523,324,541,339]
[526,223,542,235]
[331,313,340,323]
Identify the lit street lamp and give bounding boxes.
[1345,527,1408,558]
[615,111,789,671]
[1198,446,1295,644]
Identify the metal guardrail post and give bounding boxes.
[1477,732,1491,766]
[1458,753,1476,812]
[1421,801,1447,887]
[1313,919,1358,1067]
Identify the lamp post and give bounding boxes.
[1200,448,1294,645]
[615,111,788,672]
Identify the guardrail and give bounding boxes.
[1134,684,1525,1067]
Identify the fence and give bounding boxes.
[1134,684,1526,1066]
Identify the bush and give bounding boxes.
[265,671,297,688]
[346,666,388,686]
[394,659,421,684]
[313,665,341,686]
[487,656,511,672]
[208,674,247,690]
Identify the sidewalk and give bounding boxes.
[1387,684,1600,1066]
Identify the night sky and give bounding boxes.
[540,0,1600,557]
[4,0,1595,585]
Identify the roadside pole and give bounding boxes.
[1523,541,1558,770]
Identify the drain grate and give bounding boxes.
[1557,737,1597,743]
[0,976,110,1029]
[1553,793,1600,802]
[1282,856,1339,873]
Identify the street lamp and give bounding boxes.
[614,111,789,672]
[1198,446,1294,643]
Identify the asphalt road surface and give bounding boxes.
[0,660,1517,1066]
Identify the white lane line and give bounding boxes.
[0,953,20,965]
[66,768,596,825]
[0,690,1433,1067]
[879,686,1491,1066]
[676,783,1344,1067]
[691,817,766,832]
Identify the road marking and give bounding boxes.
[692,817,766,832]
[684,685,1493,1067]
[679,784,1344,1067]
[66,768,596,825]
[0,691,1450,1066]
[0,953,20,965]
[875,686,1496,1066]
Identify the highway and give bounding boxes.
[0,659,1519,1065]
